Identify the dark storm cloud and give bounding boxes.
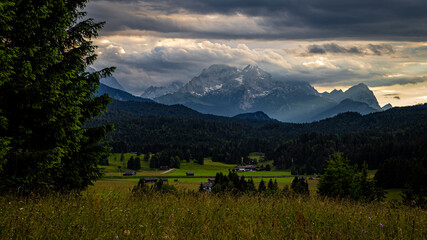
[87,0,427,40]
[85,3,184,33]
[306,43,394,56]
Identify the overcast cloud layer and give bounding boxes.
[86,0,427,106]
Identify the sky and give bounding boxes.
[86,0,427,107]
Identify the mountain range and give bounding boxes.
[96,64,390,123]
[155,64,388,122]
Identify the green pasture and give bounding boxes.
[162,159,291,177]
[100,153,152,173]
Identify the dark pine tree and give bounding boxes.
[0,0,114,193]
[258,179,266,193]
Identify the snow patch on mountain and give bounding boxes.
[204,84,223,94]
[235,75,243,84]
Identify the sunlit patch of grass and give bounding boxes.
[384,189,403,201]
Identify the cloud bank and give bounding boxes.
[85,0,427,106]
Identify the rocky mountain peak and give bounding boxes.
[321,83,381,110]
[155,64,383,123]
[381,103,393,111]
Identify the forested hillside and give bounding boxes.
[87,101,427,186]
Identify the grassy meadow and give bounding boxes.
[0,180,425,239]
[1,153,421,239]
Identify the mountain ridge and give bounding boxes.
[156,64,386,122]
[321,83,381,110]
[96,83,154,103]
[233,111,273,121]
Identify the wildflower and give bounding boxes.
[379,223,383,227]
[19,208,23,210]
[362,229,366,233]
[368,217,371,220]
[116,236,118,239]
[124,230,130,236]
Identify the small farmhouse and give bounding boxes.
[123,171,136,176]
[159,166,169,170]
[235,165,259,172]
[186,172,195,176]
[201,182,213,191]
[142,177,158,183]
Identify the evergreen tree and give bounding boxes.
[267,179,279,194]
[211,171,257,194]
[127,156,135,169]
[267,179,274,191]
[258,179,266,192]
[247,178,256,192]
[134,156,141,170]
[196,154,204,165]
[291,177,309,196]
[317,153,357,199]
[149,154,158,169]
[120,153,125,162]
[318,153,382,201]
[0,0,114,193]
[274,179,279,191]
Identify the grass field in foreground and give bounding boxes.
[1,181,425,239]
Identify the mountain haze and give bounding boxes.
[141,82,184,99]
[87,67,125,91]
[96,83,154,103]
